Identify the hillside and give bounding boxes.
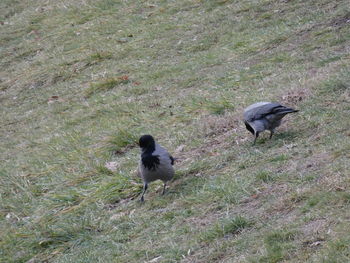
[1,0,350,262]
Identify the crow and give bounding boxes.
[244,102,298,144]
[138,135,175,202]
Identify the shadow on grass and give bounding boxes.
[250,130,300,147]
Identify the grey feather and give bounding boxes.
[138,143,174,184]
[138,135,174,201]
[243,102,298,144]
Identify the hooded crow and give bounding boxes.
[244,102,298,145]
[138,135,175,202]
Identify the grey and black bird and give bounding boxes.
[138,135,175,202]
[243,102,299,145]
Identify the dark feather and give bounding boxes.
[250,103,281,120]
[142,154,160,171]
[244,121,255,135]
[251,104,297,121]
[170,155,175,165]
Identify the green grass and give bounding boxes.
[104,127,139,154]
[1,0,350,262]
[199,216,253,243]
[257,229,297,263]
[85,76,131,97]
[255,171,274,183]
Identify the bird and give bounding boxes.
[243,102,299,145]
[137,135,175,202]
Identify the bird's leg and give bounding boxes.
[162,182,167,195]
[269,130,274,139]
[253,132,259,145]
[140,183,148,202]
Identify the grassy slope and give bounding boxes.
[1,0,349,262]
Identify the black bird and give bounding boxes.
[138,135,175,202]
[244,102,299,144]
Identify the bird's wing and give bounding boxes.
[154,143,175,165]
[244,102,271,113]
[245,102,282,121]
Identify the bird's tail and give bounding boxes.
[275,106,299,115]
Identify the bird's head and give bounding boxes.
[139,135,156,150]
[244,121,255,135]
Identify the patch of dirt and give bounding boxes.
[287,152,333,175]
[329,11,350,29]
[260,183,300,219]
[317,171,347,191]
[237,183,297,225]
[183,211,221,229]
[302,218,328,237]
[175,113,243,165]
[104,161,119,172]
[280,86,312,105]
[300,218,330,250]
[199,113,239,138]
[109,209,135,221]
[238,194,266,219]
